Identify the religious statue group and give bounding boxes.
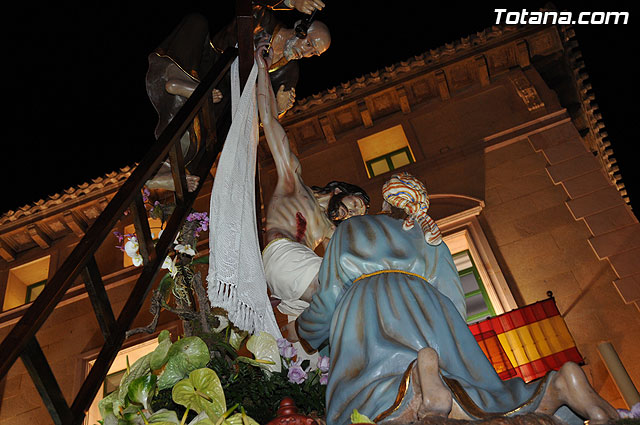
[144,2,621,424]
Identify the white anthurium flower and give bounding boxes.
[246,331,281,374]
[175,244,196,256]
[212,315,229,333]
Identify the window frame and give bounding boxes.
[438,204,518,317]
[365,146,414,178]
[453,250,496,323]
[25,279,47,304]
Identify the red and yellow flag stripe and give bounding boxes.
[468,298,583,383]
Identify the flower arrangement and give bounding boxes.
[102,188,327,424]
[96,329,327,425]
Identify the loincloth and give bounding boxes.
[262,238,322,318]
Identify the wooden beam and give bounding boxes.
[21,337,73,425]
[169,143,188,205]
[358,100,373,128]
[516,40,531,68]
[475,55,490,87]
[82,256,116,341]
[27,224,51,249]
[131,194,155,266]
[0,238,15,262]
[435,70,450,101]
[319,115,336,143]
[396,86,411,114]
[63,211,87,237]
[236,0,254,90]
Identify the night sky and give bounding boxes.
[4,1,637,214]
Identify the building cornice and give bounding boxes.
[1,166,134,227]
[0,166,134,263]
[558,26,628,203]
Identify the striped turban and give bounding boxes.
[381,172,442,246]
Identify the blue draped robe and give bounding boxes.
[297,214,549,425]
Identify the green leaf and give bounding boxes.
[350,409,375,424]
[214,404,238,425]
[128,375,157,410]
[190,256,209,265]
[98,391,119,425]
[158,337,210,390]
[186,413,215,425]
[121,405,145,424]
[172,368,226,419]
[158,274,174,296]
[245,332,281,373]
[147,409,180,424]
[228,329,248,351]
[118,354,152,407]
[168,337,210,368]
[151,336,173,371]
[158,330,171,343]
[225,413,259,425]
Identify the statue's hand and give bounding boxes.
[288,0,325,14]
[276,85,296,116]
[212,88,223,104]
[254,38,272,70]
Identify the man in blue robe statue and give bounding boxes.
[291,173,618,425]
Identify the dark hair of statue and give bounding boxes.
[311,181,371,207]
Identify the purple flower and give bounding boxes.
[319,372,328,385]
[317,355,330,373]
[278,338,297,359]
[633,402,640,418]
[281,345,297,360]
[618,402,640,419]
[113,231,125,250]
[287,361,307,384]
[277,338,290,351]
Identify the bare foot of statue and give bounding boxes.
[416,347,453,418]
[146,162,200,192]
[537,362,619,424]
[380,348,453,424]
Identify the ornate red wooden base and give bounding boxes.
[266,397,320,425]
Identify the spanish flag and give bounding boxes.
[468,298,583,383]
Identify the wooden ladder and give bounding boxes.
[0,2,256,423]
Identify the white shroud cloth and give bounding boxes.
[207,58,281,338]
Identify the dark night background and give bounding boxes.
[3,1,637,214]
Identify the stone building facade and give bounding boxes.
[1,22,639,424]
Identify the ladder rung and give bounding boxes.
[131,193,155,266]
[169,143,188,204]
[82,256,116,341]
[21,337,74,425]
[201,100,217,152]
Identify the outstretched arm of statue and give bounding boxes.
[163,62,222,103]
[284,0,325,14]
[256,41,299,190]
[165,79,223,103]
